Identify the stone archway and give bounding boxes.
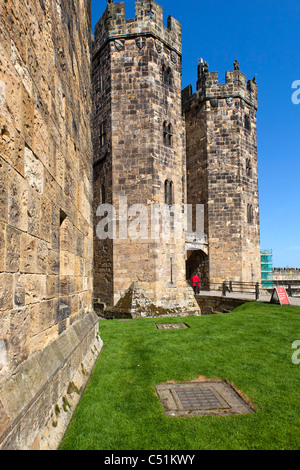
[186,250,209,287]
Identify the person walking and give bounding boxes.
[192,273,201,295]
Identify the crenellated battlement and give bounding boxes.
[183,60,257,112]
[93,0,182,57]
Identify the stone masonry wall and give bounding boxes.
[0,0,101,449]
[183,65,261,286]
[92,1,199,315]
[92,24,113,305]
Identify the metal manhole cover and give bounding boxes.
[174,387,230,411]
[156,381,254,417]
[156,324,189,330]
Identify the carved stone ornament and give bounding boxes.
[210,99,218,108]
[136,37,146,49]
[155,40,162,53]
[114,39,125,51]
[171,51,177,64]
[226,97,234,107]
[233,59,240,70]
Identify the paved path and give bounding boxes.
[197,290,300,306]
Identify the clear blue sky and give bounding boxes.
[91,0,300,268]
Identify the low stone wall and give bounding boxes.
[0,312,102,450]
[94,282,200,319]
[95,293,252,319]
[195,295,251,315]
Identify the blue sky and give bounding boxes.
[91,0,300,268]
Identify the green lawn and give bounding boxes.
[59,302,300,450]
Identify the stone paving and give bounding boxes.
[156,324,189,330]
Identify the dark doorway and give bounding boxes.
[186,250,208,287]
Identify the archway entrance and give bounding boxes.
[186,250,209,288]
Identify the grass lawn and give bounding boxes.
[59,302,300,450]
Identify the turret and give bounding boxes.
[183,59,257,112]
[183,60,261,286]
[92,1,199,316]
[93,0,182,59]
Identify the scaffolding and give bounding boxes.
[261,249,273,289]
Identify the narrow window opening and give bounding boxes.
[100,120,107,148]
[164,180,174,206]
[100,184,106,204]
[163,122,173,146]
[162,65,172,86]
[100,72,104,92]
[245,115,251,131]
[164,179,169,205]
[247,204,254,224]
[60,209,67,226]
[246,158,252,177]
[169,181,173,206]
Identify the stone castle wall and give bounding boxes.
[0,0,101,449]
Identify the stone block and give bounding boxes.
[46,275,58,300]
[40,196,51,243]
[7,168,28,232]
[0,221,5,272]
[33,106,48,169]
[13,274,26,307]
[27,188,40,237]
[0,56,22,133]
[24,274,46,306]
[5,226,20,273]
[36,239,48,274]
[20,85,35,148]
[0,402,10,439]
[47,249,59,276]
[20,233,37,274]
[24,146,44,195]
[0,274,13,311]
[0,158,8,223]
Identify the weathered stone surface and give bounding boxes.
[0,0,99,450]
[0,0,263,450]
[24,146,44,195]
[0,274,13,311]
[0,222,5,272]
[183,66,261,286]
[92,1,199,316]
[0,312,102,450]
[195,295,252,315]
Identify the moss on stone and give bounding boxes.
[62,396,71,412]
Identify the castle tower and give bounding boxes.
[182,61,261,286]
[92,1,199,315]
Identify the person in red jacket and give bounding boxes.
[192,273,201,295]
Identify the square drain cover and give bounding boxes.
[156,382,254,417]
[156,324,189,330]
